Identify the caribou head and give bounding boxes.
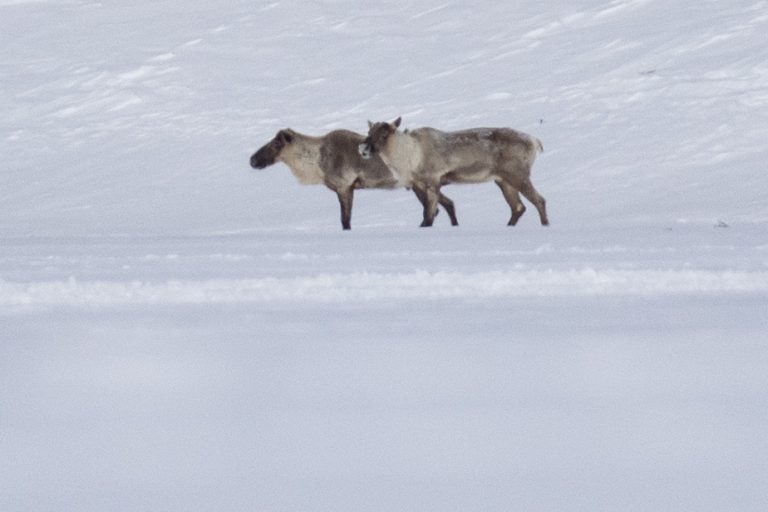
[358,116,401,160]
[250,129,295,169]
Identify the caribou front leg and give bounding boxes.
[437,192,458,226]
[420,185,441,227]
[413,185,456,227]
[411,186,432,227]
[335,186,354,230]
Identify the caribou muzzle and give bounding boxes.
[250,145,277,169]
[358,139,373,160]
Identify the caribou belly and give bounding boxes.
[441,162,493,184]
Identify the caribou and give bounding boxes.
[249,128,459,230]
[360,117,549,227]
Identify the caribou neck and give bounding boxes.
[279,132,325,185]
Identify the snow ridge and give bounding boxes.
[3,269,767,307]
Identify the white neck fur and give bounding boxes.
[279,136,325,185]
[380,131,422,186]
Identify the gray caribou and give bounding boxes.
[250,128,459,230]
[360,117,549,227]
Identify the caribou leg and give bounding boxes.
[519,179,549,226]
[420,185,441,227]
[495,180,526,226]
[335,186,354,230]
[438,192,458,226]
[411,186,432,227]
[412,186,459,227]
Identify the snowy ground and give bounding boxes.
[2,0,768,511]
[3,225,767,511]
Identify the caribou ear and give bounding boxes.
[278,129,293,144]
[368,120,374,129]
[392,116,402,128]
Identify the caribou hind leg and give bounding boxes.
[495,180,526,226]
[519,179,549,226]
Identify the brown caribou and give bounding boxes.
[250,128,459,230]
[359,117,549,227]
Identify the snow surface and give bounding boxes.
[2,1,768,511]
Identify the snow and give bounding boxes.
[2,1,768,511]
